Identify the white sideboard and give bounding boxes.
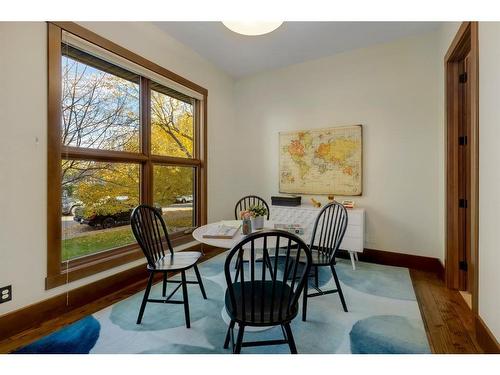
[270,205,365,270]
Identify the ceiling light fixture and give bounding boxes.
[222,21,283,36]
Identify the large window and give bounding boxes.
[47,23,207,289]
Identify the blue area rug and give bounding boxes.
[14,254,430,354]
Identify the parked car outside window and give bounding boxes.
[175,194,193,203]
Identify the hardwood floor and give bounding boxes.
[410,269,482,353]
[0,253,483,354]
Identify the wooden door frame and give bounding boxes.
[444,22,479,313]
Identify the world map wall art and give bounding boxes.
[279,125,363,195]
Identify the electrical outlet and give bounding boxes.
[0,285,12,304]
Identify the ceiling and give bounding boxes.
[154,22,443,78]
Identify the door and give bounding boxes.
[445,22,478,312]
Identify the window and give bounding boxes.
[47,23,207,289]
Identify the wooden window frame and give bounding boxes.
[46,22,208,289]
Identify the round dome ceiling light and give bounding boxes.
[222,21,283,36]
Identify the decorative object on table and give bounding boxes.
[203,222,241,239]
[271,195,302,207]
[310,197,322,208]
[241,211,252,235]
[342,200,355,209]
[328,194,335,202]
[274,223,305,235]
[279,125,362,195]
[247,204,268,230]
[234,195,270,220]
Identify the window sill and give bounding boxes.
[45,234,195,290]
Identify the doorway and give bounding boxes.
[445,22,479,312]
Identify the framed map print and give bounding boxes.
[279,125,362,195]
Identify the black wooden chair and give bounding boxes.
[234,195,270,219]
[302,201,349,321]
[130,205,207,328]
[223,230,312,354]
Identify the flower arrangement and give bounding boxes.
[240,205,268,230]
[240,210,253,220]
[249,204,268,218]
[240,204,268,219]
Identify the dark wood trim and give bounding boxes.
[0,244,218,345]
[475,315,500,353]
[445,22,471,62]
[49,22,208,97]
[444,22,479,315]
[47,23,63,280]
[46,22,208,289]
[150,154,201,166]
[337,248,444,276]
[201,94,208,225]
[61,146,148,163]
[469,22,479,314]
[140,77,152,205]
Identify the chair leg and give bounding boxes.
[137,272,154,324]
[283,323,298,354]
[314,265,319,287]
[224,319,236,349]
[162,272,168,297]
[330,264,348,312]
[302,281,308,321]
[181,271,191,328]
[193,264,207,299]
[234,323,245,354]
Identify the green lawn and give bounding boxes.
[62,215,193,261]
[62,226,135,261]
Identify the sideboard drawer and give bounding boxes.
[347,211,363,226]
[345,224,362,238]
[271,205,365,253]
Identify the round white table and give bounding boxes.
[192,219,309,249]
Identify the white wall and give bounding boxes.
[233,31,443,260]
[0,22,235,315]
[478,22,500,340]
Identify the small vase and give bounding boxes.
[251,216,264,230]
[242,218,252,235]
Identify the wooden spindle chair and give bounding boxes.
[302,201,349,321]
[223,230,312,354]
[130,205,207,328]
